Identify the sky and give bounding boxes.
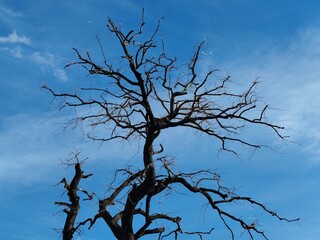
[0,0,320,239]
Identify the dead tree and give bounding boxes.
[48,11,298,240]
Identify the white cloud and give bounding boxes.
[0,29,67,82]
[30,52,69,82]
[31,52,55,67]
[53,69,68,82]
[264,28,320,158]
[10,45,23,58]
[0,30,31,45]
[1,46,68,81]
[226,26,320,158]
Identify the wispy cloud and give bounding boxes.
[0,114,65,185]
[0,47,68,81]
[0,30,31,45]
[0,113,134,185]
[0,3,23,18]
[265,28,320,158]
[0,46,24,58]
[227,26,320,159]
[0,113,95,185]
[30,52,68,82]
[0,30,29,59]
[0,29,68,81]
[0,3,24,27]
[53,69,68,82]
[30,52,56,66]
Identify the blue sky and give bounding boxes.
[1,0,320,239]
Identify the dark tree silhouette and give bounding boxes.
[47,11,298,240]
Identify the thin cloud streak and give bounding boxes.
[0,3,23,18]
[30,52,68,82]
[0,46,69,82]
[0,30,31,45]
[0,3,23,27]
[0,46,24,58]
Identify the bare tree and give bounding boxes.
[47,11,298,240]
